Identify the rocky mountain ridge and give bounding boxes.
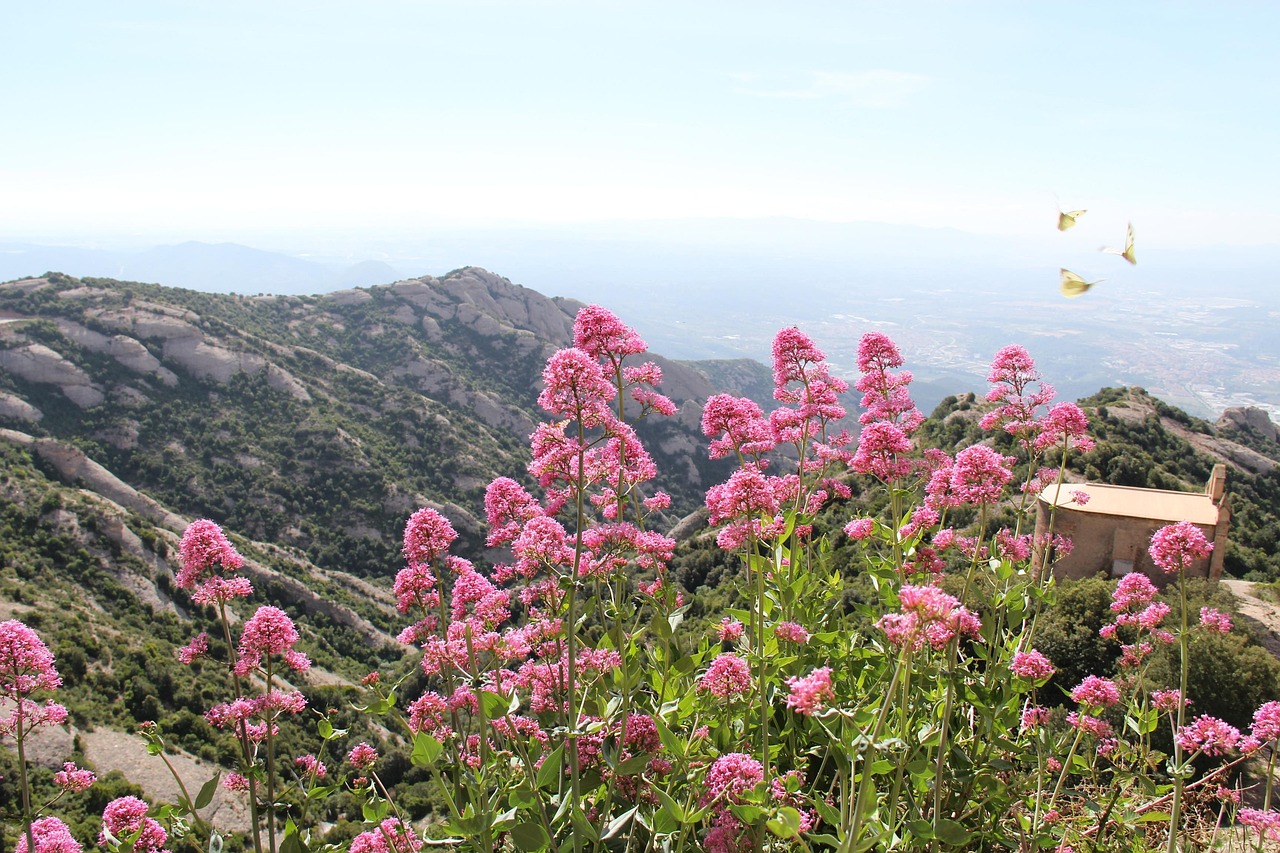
[0,268,765,578]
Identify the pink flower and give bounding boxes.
[1010,649,1055,681]
[1252,701,1280,742]
[573,305,647,360]
[176,632,209,665]
[403,507,458,565]
[177,519,244,579]
[1021,705,1052,731]
[855,332,924,435]
[295,754,328,780]
[100,797,168,853]
[1111,573,1158,612]
[1152,689,1185,713]
[850,421,914,482]
[222,773,250,792]
[844,518,876,540]
[775,622,810,644]
[702,752,765,805]
[16,817,81,853]
[772,327,827,387]
[1176,715,1241,757]
[347,742,379,770]
[235,606,310,677]
[1148,521,1213,574]
[948,445,1015,507]
[701,395,775,459]
[1070,675,1120,710]
[349,819,424,853]
[1239,809,1280,842]
[1199,607,1232,633]
[1069,490,1091,506]
[785,667,834,715]
[876,584,981,651]
[981,345,1055,446]
[53,761,95,792]
[176,520,251,605]
[392,563,439,614]
[0,619,61,698]
[1033,402,1095,454]
[537,347,616,425]
[1067,712,1113,738]
[716,618,744,643]
[698,654,751,699]
[483,477,543,548]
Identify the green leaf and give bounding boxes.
[766,807,802,839]
[411,733,443,767]
[317,718,333,740]
[510,823,550,852]
[536,745,564,790]
[934,819,971,847]
[362,799,390,823]
[906,820,934,840]
[653,786,688,824]
[279,831,306,853]
[616,752,653,775]
[195,773,221,810]
[481,688,508,720]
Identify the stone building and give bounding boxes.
[1033,464,1229,583]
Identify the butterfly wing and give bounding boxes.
[1102,222,1138,264]
[1121,222,1136,264]
[1060,268,1099,298]
[1057,209,1086,231]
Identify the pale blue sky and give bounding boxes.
[5,1,1278,248]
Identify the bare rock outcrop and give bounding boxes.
[53,318,179,386]
[0,391,41,422]
[1219,406,1279,443]
[0,343,105,407]
[0,429,190,533]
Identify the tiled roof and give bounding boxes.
[1039,482,1221,526]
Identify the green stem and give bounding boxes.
[16,693,35,853]
[264,660,277,853]
[219,600,264,853]
[1167,569,1191,853]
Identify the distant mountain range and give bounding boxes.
[4,218,1279,418]
[0,240,402,295]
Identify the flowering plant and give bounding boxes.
[4,307,1277,853]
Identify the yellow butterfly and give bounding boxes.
[1102,222,1137,264]
[1060,268,1103,298]
[1057,208,1086,231]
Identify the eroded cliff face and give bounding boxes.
[0,269,751,576]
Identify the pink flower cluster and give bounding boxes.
[1010,649,1055,682]
[205,689,308,740]
[402,507,458,565]
[349,819,423,853]
[1239,808,1280,842]
[850,332,922,482]
[176,519,252,605]
[876,585,981,652]
[1148,521,1213,574]
[234,606,310,677]
[785,666,834,716]
[53,761,95,792]
[0,620,67,739]
[698,654,751,699]
[0,619,62,697]
[1069,675,1120,711]
[16,817,81,853]
[1199,607,1232,633]
[99,796,169,853]
[1175,714,1241,757]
